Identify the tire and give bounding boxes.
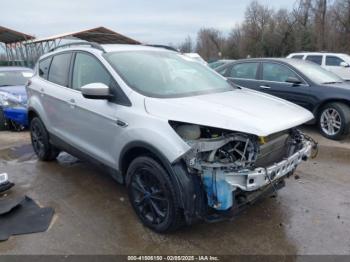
[318,102,350,140]
[0,109,8,131]
[30,117,59,161]
[126,156,184,233]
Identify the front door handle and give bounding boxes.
[259,85,271,89]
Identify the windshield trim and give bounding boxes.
[103,51,232,98]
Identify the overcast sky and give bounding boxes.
[1,0,295,45]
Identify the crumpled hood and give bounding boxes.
[0,85,27,104]
[145,88,314,137]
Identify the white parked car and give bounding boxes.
[287,52,350,81]
[27,43,315,232]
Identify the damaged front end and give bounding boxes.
[170,122,316,218]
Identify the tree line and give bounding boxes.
[178,0,350,61]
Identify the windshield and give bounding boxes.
[0,70,33,87]
[289,60,343,84]
[105,51,232,98]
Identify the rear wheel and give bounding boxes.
[126,156,184,233]
[318,102,350,140]
[30,117,59,161]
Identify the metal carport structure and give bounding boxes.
[24,26,140,66]
[0,26,35,67]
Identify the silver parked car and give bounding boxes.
[27,43,315,232]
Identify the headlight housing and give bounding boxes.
[0,91,27,109]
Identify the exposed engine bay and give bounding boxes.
[170,122,316,212]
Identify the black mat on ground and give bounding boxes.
[0,194,25,215]
[0,196,54,241]
[0,182,14,193]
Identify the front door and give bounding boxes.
[259,62,314,111]
[64,52,124,167]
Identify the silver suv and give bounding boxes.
[27,43,315,232]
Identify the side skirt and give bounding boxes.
[49,133,124,184]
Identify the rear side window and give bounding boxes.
[229,63,259,79]
[38,57,52,79]
[291,55,304,59]
[72,53,112,90]
[326,56,345,66]
[305,55,322,65]
[48,53,72,87]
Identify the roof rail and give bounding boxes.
[50,41,106,53]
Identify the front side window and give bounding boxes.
[0,70,33,87]
[229,63,259,79]
[105,51,232,98]
[39,57,52,79]
[48,53,72,87]
[326,56,345,66]
[72,53,112,90]
[305,55,323,65]
[262,63,299,82]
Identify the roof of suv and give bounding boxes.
[101,44,174,53]
[40,43,175,60]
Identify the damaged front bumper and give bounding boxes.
[202,140,313,211]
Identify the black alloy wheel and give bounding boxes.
[30,117,59,161]
[126,156,183,233]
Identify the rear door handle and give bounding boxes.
[39,88,45,96]
[259,85,271,89]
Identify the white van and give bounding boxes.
[287,52,350,81]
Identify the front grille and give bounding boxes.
[255,131,290,167]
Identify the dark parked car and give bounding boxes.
[208,59,235,69]
[215,58,350,140]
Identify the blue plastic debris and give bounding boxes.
[202,169,234,210]
[3,107,28,127]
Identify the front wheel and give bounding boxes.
[318,102,350,140]
[126,156,184,233]
[30,117,59,161]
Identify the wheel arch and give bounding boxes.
[28,107,40,124]
[119,141,205,224]
[119,141,174,178]
[314,99,350,119]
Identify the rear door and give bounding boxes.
[259,62,314,111]
[43,52,74,138]
[224,62,261,90]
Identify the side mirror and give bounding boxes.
[81,83,113,100]
[285,76,302,85]
[340,61,350,67]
